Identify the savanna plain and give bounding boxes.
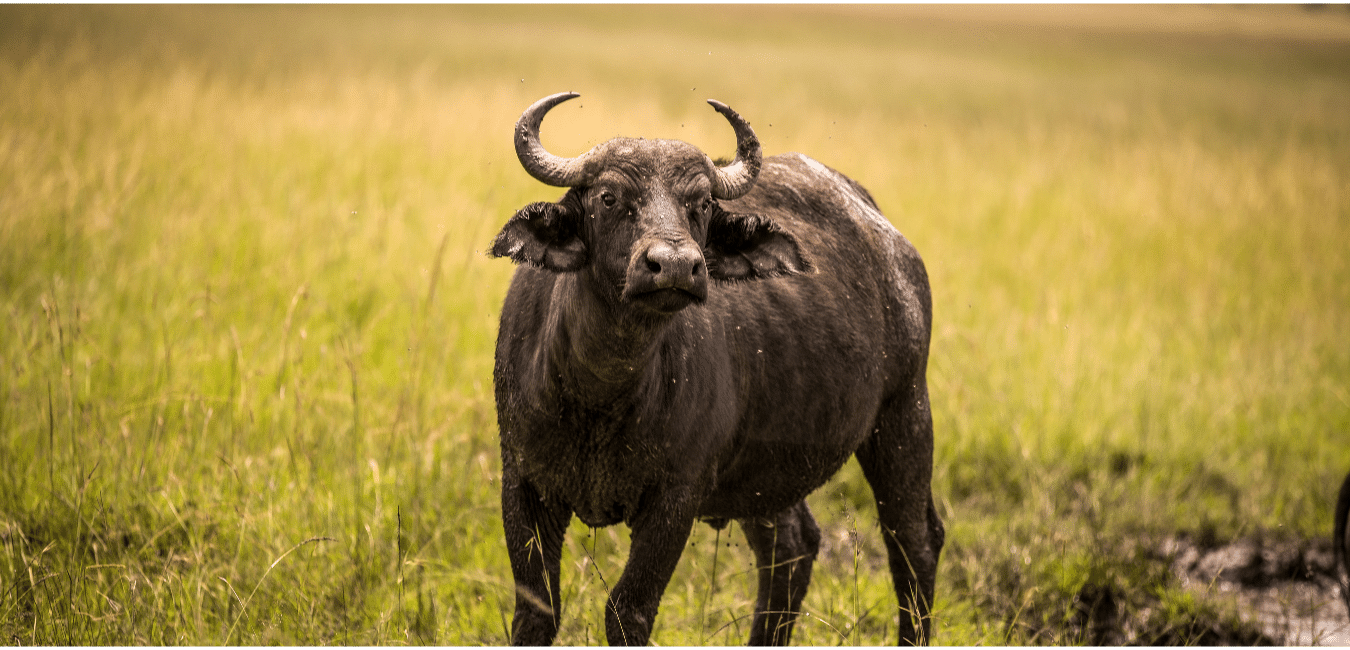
[2,5,1349,645]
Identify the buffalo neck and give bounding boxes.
[539,270,701,408]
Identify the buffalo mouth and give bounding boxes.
[629,286,704,313]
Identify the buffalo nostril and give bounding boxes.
[692,261,703,276]
[647,259,662,274]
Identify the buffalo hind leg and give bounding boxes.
[855,380,943,646]
[740,500,822,645]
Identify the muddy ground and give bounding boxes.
[1161,534,1349,646]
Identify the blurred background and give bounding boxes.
[2,5,1348,644]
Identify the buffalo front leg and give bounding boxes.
[1335,469,1350,617]
[740,500,822,645]
[604,491,697,646]
[855,380,943,646]
[501,463,572,645]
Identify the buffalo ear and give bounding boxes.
[489,201,587,272]
[704,210,810,281]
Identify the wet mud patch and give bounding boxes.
[1160,534,1350,645]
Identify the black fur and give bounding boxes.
[491,140,941,645]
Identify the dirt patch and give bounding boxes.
[1160,535,1350,645]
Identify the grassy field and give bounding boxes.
[2,5,1349,645]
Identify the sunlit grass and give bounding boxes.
[2,4,1348,644]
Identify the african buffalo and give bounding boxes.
[489,92,942,646]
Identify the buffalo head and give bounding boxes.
[491,93,809,316]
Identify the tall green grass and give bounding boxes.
[2,5,1348,644]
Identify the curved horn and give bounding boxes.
[515,92,589,187]
[706,100,762,200]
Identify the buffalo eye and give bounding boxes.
[599,191,617,208]
[701,197,715,213]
